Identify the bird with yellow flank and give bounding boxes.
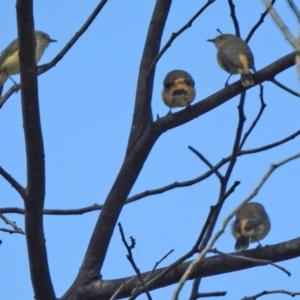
[231,202,271,251]
[207,34,255,87]
[162,70,196,113]
[0,30,56,97]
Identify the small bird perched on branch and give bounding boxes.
[0,30,57,97]
[161,69,196,113]
[207,34,255,87]
[231,202,271,251]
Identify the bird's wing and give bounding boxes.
[219,46,244,70]
[0,38,19,67]
[244,214,263,231]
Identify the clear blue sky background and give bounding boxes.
[1,1,300,299]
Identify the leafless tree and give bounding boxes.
[1,1,300,300]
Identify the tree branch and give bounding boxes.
[81,237,300,300]
[0,166,26,199]
[16,0,55,299]
[62,1,172,299]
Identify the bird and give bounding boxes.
[207,34,255,87]
[0,30,56,97]
[161,70,196,113]
[231,202,271,251]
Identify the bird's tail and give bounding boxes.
[241,72,254,87]
[235,235,250,251]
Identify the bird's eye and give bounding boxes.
[164,82,173,89]
[185,79,194,87]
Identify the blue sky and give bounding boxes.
[0,1,300,299]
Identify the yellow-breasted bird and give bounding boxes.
[161,70,196,112]
[231,202,271,251]
[207,34,255,87]
[0,30,56,97]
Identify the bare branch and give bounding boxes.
[118,223,152,300]
[0,84,20,109]
[210,249,291,276]
[262,0,298,47]
[91,237,300,299]
[0,166,26,199]
[194,291,227,299]
[148,0,215,75]
[1,130,300,217]
[38,0,108,75]
[16,0,55,298]
[270,78,300,97]
[188,146,223,181]
[262,0,300,82]
[287,0,300,23]
[242,289,300,300]
[0,213,25,234]
[62,2,172,299]
[0,0,109,109]
[172,152,300,299]
[227,0,240,37]
[246,0,276,42]
[240,85,267,149]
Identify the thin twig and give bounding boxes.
[1,129,300,216]
[0,84,20,109]
[246,0,276,42]
[172,152,300,300]
[225,92,246,182]
[0,213,25,234]
[189,278,202,300]
[270,78,300,97]
[242,289,300,300]
[188,146,223,181]
[0,166,26,199]
[118,223,152,300]
[262,0,300,82]
[144,249,174,281]
[262,0,298,47]
[227,0,240,37]
[211,249,291,276]
[287,0,300,23]
[38,0,109,76]
[148,0,215,76]
[240,85,267,149]
[0,228,24,234]
[194,291,227,299]
[109,277,136,300]
[143,205,217,291]
[0,0,108,109]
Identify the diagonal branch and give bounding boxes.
[62,2,172,299]
[270,78,300,97]
[188,146,223,181]
[173,152,300,299]
[0,212,25,234]
[0,166,26,199]
[246,0,276,42]
[0,0,109,109]
[83,237,300,299]
[155,51,297,133]
[287,0,300,23]
[148,0,215,75]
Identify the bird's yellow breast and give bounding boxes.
[1,50,20,75]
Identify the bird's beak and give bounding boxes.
[50,38,57,43]
[207,38,215,43]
